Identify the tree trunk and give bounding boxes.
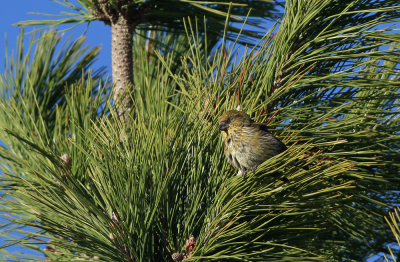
[111,14,134,120]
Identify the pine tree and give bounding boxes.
[1,0,399,261]
[17,0,279,119]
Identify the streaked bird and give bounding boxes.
[218,110,287,178]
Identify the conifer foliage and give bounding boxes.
[1,0,400,261]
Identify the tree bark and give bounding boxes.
[112,14,134,120]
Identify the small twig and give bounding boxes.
[267,108,280,125]
[215,211,241,237]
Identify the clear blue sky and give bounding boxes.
[1,0,111,74]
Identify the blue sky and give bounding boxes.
[1,0,111,74]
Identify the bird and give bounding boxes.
[218,110,287,178]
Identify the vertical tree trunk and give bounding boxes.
[112,14,133,120]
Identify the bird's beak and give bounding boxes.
[219,121,228,132]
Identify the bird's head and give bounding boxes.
[218,110,253,133]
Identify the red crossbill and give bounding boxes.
[218,110,287,178]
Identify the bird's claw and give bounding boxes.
[237,169,248,179]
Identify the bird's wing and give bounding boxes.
[252,123,287,153]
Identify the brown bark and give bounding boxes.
[112,14,134,120]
